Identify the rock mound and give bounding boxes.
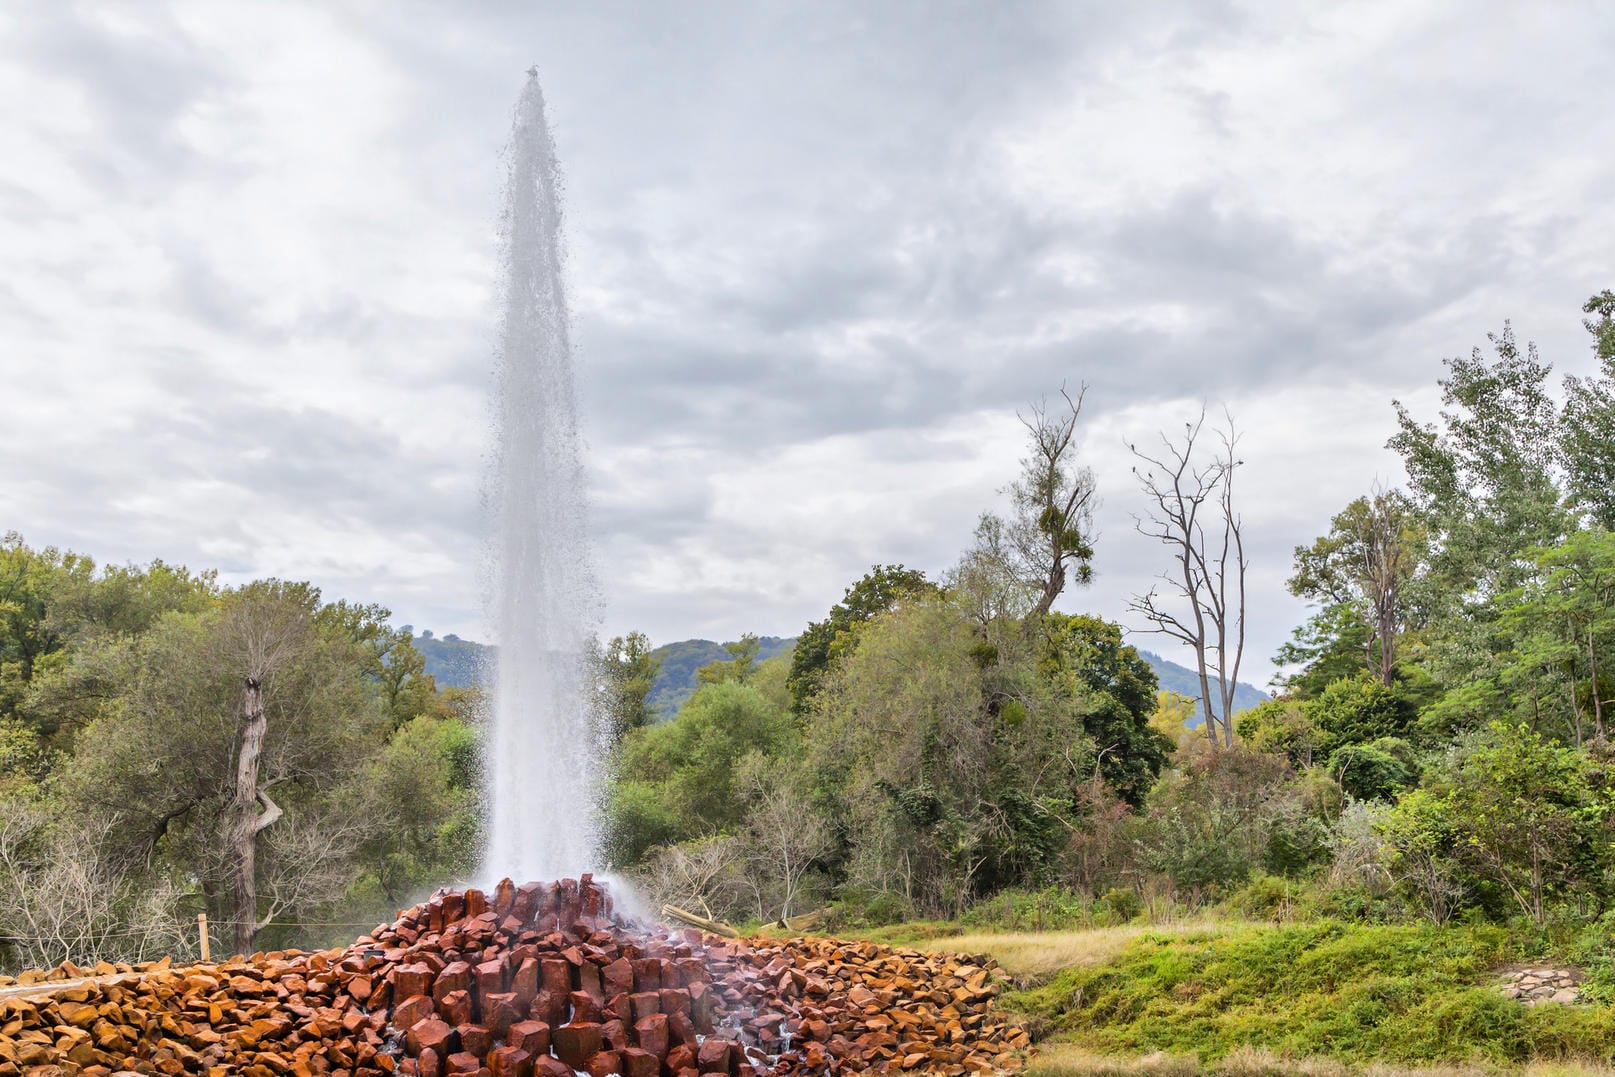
[1498,967,1582,1006]
[0,877,1025,1076]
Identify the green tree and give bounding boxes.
[350,713,479,907]
[1423,530,1615,744]
[1272,602,1370,698]
[1308,674,1416,754]
[787,565,934,711]
[600,630,660,743]
[1388,325,1570,683]
[1327,738,1419,802]
[605,681,796,864]
[1385,723,1608,923]
[1288,490,1427,687]
[64,581,391,954]
[1039,613,1170,806]
[0,534,93,722]
[1236,698,1322,767]
[995,387,1098,618]
[1561,290,1615,528]
[376,629,439,731]
[808,597,1092,914]
[696,632,761,687]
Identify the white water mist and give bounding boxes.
[481,70,600,884]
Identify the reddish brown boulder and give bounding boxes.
[395,964,436,1002]
[666,1044,696,1074]
[434,963,473,1004]
[602,959,634,999]
[633,1013,669,1060]
[630,960,661,993]
[538,960,571,997]
[696,1039,732,1075]
[530,1057,572,1077]
[405,1019,456,1059]
[474,961,505,999]
[667,1009,698,1049]
[487,1046,530,1077]
[527,990,567,1029]
[445,1052,482,1075]
[567,991,602,1024]
[510,958,538,1007]
[493,879,516,918]
[618,1047,660,1077]
[550,1024,603,1070]
[582,1051,619,1077]
[628,992,659,1024]
[394,996,436,1034]
[455,1025,491,1058]
[482,993,522,1038]
[439,989,474,1028]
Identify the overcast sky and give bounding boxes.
[3,3,1611,687]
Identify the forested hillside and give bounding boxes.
[411,630,488,689]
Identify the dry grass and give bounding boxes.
[1025,1043,1615,1077]
[927,920,1227,979]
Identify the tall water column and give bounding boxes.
[482,69,600,883]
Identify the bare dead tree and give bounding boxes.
[214,587,309,956]
[1128,409,1247,748]
[741,766,831,922]
[0,802,188,971]
[634,835,747,920]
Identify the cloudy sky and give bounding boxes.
[2,2,1611,687]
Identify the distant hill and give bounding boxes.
[646,636,795,717]
[412,630,491,690]
[643,637,1267,721]
[1138,649,1270,718]
[410,628,1270,721]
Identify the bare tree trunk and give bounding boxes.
[1129,408,1246,749]
[229,676,282,955]
[1590,623,1605,740]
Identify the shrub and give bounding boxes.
[1099,887,1143,924]
[1224,875,1294,921]
[961,886,1093,932]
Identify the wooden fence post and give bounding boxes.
[197,913,210,962]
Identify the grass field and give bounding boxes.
[855,918,1615,1075]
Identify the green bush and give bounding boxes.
[827,886,912,930]
[1099,887,1143,924]
[960,886,1094,932]
[1224,875,1294,921]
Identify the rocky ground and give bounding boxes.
[0,877,1027,1077]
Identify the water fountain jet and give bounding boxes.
[481,69,600,885]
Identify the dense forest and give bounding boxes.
[4,292,1615,972]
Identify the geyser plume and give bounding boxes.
[482,70,600,883]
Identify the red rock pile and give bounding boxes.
[0,877,1026,1077]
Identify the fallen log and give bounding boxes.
[659,903,740,937]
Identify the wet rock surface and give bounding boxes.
[0,877,1026,1076]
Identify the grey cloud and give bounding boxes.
[16,7,233,185]
[4,2,1612,680]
